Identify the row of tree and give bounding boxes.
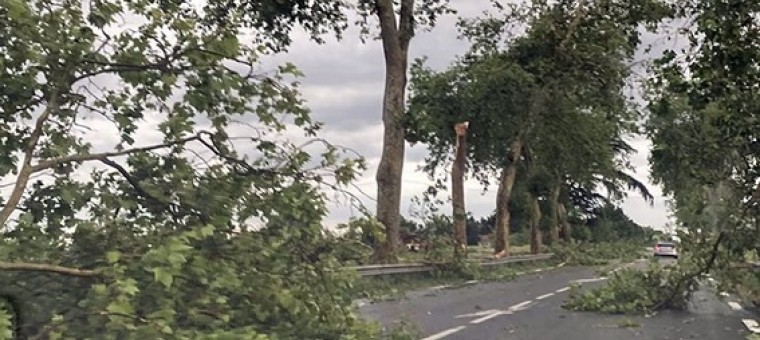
[392,0,664,258]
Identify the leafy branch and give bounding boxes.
[0,261,99,277]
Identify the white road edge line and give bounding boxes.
[536,292,555,300]
[420,326,467,340]
[555,287,570,293]
[727,301,743,311]
[742,319,760,334]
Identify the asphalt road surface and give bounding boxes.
[359,257,759,340]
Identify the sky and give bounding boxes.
[258,1,676,230]
[0,0,677,232]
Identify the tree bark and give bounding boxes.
[558,203,572,242]
[374,0,414,261]
[530,195,543,254]
[548,182,561,245]
[493,139,523,258]
[452,122,469,255]
[0,95,58,227]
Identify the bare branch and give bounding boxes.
[0,94,59,227]
[559,0,588,50]
[30,133,203,173]
[0,261,99,277]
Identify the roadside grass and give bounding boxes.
[550,241,650,266]
[353,241,652,303]
[352,257,563,302]
[395,244,534,264]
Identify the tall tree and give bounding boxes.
[407,0,664,257]
[354,0,452,261]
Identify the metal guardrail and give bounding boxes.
[350,253,555,277]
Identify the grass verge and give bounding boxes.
[352,257,563,302]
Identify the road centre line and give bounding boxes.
[420,326,467,340]
[742,319,760,333]
[571,277,608,284]
[727,301,743,311]
[471,310,510,324]
[469,300,533,324]
[536,292,555,300]
[511,300,533,310]
[555,287,570,293]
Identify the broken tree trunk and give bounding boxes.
[452,121,469,256]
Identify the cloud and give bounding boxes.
[2,1,675,233]
[261,3,676,230]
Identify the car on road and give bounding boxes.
[653,241,678,258]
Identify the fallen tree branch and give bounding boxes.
[653,231,725,310]
[0,261,99,277]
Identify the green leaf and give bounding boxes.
[106,251,121,264]
[152,267,174,288]
[105,300,134,316]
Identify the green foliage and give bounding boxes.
[0,302,12,340]
[564,264,693,314]
[0,0,380,338]
[646,0,760,302]
[202,0,350,51]
[551,241,646,266]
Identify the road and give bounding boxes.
[359,258,759,339]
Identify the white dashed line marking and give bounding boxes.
[468,300,533,324]
[421,326,467,340]
[510,300,532,310]
[536,292,555,300]
[455,310,499,319]
[555,287,570,293]
[470,310,510,324]
[515,271,525,275]
[533,268,544,272]
[727,301,743,311]
[571,277,608,284]
[742,319,760,334]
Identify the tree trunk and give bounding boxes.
[548,182,561,245]
[558,203,572,242]
[374,0,414,262]
[530,196,543,254]
[452,122,469,255]
[494,139,523,258]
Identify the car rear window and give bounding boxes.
[657,243,675,248]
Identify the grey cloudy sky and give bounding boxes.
[259,1,676,230]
